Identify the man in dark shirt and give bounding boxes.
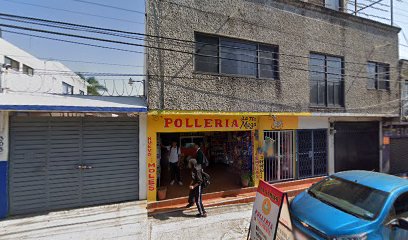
[187,158,206,217]
[195,143,204,166]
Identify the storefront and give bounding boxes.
[146,112,328,202]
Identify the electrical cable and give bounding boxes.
[2,0,144,25]
[70,0,145,14]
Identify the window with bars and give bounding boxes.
[4,56,20,71]
[367,62,390,90]
[194,33,279,79]
[309,53,344,107]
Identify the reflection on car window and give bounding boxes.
[309,177,389,220]
[394,192,408,219]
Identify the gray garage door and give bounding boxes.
[9,117,139,216]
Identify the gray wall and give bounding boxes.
[146,0,400,114]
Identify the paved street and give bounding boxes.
[0,201,252,240]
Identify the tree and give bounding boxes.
[77,73,107,96]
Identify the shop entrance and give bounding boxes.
[157,131,252,200]
[263,130,295,182]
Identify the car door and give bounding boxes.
[383,192,408,240]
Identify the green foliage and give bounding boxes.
[76,73,107,96]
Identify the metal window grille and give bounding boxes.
[263,130,295,182]
[297,129,328,179]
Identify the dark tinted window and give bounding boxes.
[367,62,390,90]
[194,33,279,79]
[195,34,219,73]
[23,64,34,76]
[367,62,376,89]
[309,176,389,220]
[259,44,279,79]
[4,56,20,71]
[220,39,257,77]
[309,54,343,107]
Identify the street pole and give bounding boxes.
[391,0,394,26]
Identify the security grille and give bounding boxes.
[297,129,327,178]
[263,131,295,182]
[9,117,139,216]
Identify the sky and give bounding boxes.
[0,0,407,95]
[0,0,146,95]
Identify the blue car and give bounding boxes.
[290,170,408,240]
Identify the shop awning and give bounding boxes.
[0,92,147,113]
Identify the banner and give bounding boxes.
[249,180,295,240]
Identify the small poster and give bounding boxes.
[249,180,284,240]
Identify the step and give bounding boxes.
[148,177,324,215]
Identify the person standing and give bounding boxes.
[166,141,182,186]
[187,158,207,217]
[195,143,204,166]
[186,143,206,206]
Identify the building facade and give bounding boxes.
[145,0,401,201]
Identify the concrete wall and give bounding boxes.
[0,38,87,95]
[146,0,400,115]
[0,111,8,218]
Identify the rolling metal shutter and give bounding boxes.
[334,122,379,172]
[390,138,408,175]
[9,117,139,216]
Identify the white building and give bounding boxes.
[0,37,87,95]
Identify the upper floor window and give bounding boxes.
[367,62,390,90]
[22,64,34,76]
[309,53,344,107]
[325,0,341,11]
[4,56,20,71]
[62,82,74,95]
[195,33,279,79]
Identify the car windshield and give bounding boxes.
[308,176,389,220]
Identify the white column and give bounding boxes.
[0,111,8,162]
[328,120,335,174]
[138,113,147,200]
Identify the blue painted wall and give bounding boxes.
[0,161,7,219]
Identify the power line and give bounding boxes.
[0,12,402,70]
[2,0,144,25]
[2,25,403,80]
[0,16,146,41]
[2,29,145,54]
[1,53,144,67]
[71,0,145,15]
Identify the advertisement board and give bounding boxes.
[249,180,295,240]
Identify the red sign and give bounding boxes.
[250,180,284,240]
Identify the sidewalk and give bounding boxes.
[0,201,252,240]
[0,201,149,240]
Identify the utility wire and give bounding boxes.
[2,29,145,54]
[71,0,145,14]
[2,0,144,25]
[0,12,402,69]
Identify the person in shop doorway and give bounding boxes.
[195,143,205,167]
[186,158,207,217]
[186,143,207,207]
[166,141,183,186]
